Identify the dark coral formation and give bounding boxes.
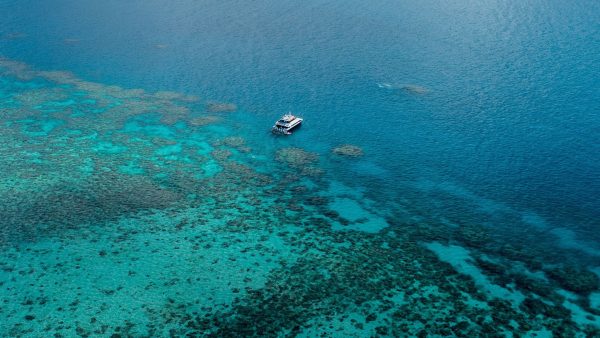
[401,84,429,94]
[189,115,220,126]
[546,267,599,295]
[0,172,183,244]
[332,144,364,157]
[275,147,323,177]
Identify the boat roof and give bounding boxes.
[279,114,297,122]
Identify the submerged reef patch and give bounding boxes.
[377,82,429,95]
[275,147,318,167]
[189,115,220,126]
[332,144,364,157]
[401,84,429,94]
[546,267,600,295]
[275,147,323,177]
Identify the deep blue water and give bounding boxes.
[3,0,598,225]
[1,0,600,336]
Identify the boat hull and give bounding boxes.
[272,117,302,135]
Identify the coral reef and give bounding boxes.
[401,84,429,94]
[1,57,599,337]
[546,267,600,295]
[206,101,237,113]
[275,147,318,167]
[215,136,245,148]
[332,144,364,157]
[275,147,323,177]
[189,115,220,126]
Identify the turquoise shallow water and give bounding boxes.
[1,0,600,336]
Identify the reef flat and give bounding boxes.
[1,58,599,337]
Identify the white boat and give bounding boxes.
[272,113,303,135]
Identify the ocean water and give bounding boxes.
[1,0,599,336]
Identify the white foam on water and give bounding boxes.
[376,82,393,89]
